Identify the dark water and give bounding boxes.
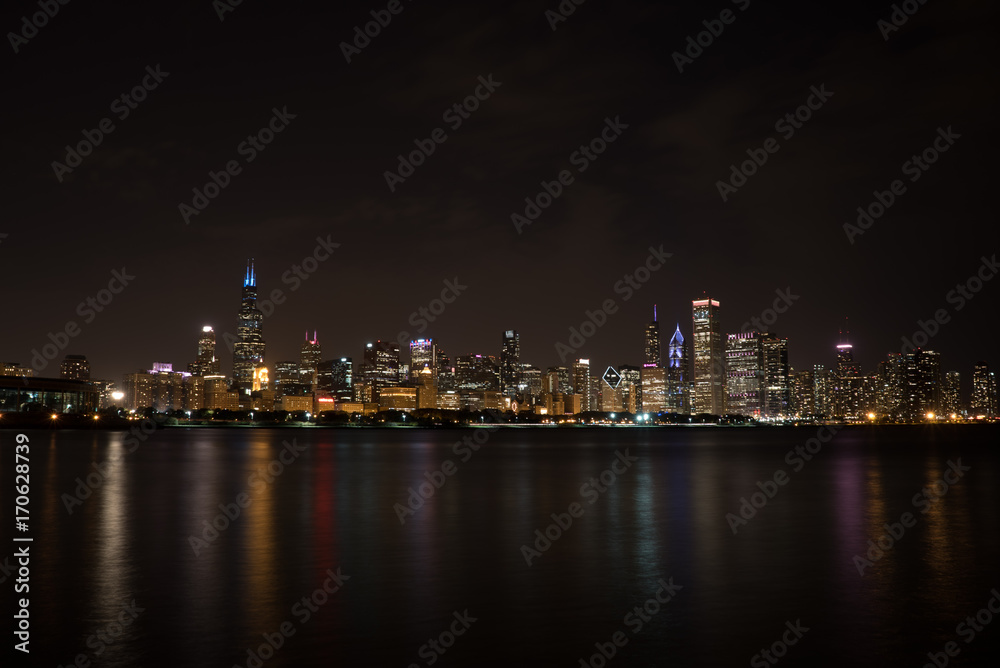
[3,425,999,667]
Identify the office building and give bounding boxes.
[500,330,520,397]
[692,298,725,414]
[726,332,763,417]
[233,259,266,393]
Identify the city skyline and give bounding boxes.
[4,255,997,410]
[3,2,997,399]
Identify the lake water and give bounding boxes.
[4,425,1000,667]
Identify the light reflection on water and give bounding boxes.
[6,425,999,667]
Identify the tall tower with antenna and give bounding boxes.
[233,258,266,393]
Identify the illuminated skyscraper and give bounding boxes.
[300,331,322,389]
[692,298,725,414]
[640,365,667,413]
[189,326,220,376]
[971,362,997,417]
[762,334,790,418]
[500,330,520,397]
[644,306,662,367]
[572,358,591,411]
[410,339,437,379]
[942,371,961,416]
[726,332,763,417]
[813,364,832,417]
[833,339,862,419]
[233,259,266,393]
[619,364,641,413]
[457,354,500,391]
[667,324,689,413]
[363,340,400,399]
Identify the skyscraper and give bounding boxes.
[410,339,437,380]
[500,330,520,397]
[971,362,997,417]
[942,371,961,416]
[692,298,725,414]
[726,332,763,417]
[233,259,266,393]
[667,324,689,413]
[833,341,862,419]
[363,340,400,399]
[572,358,591,411]
[189,326,220,376]
[762,334,790,418]
[640,365,667,413]
[300,331,322,389]
[644,306,662,368]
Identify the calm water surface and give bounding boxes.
[3,425,999,667]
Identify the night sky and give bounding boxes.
[3,0,997,389]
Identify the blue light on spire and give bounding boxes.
[244,258,256,287]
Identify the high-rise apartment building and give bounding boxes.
[971,362,997,417]
[942,371,961,416]
[833,342,862,419]
[692,298,725,414]
[60,354,90,381]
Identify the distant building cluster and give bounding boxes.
[2,261,997,422]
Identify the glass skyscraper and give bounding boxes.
[233,259,266,393]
